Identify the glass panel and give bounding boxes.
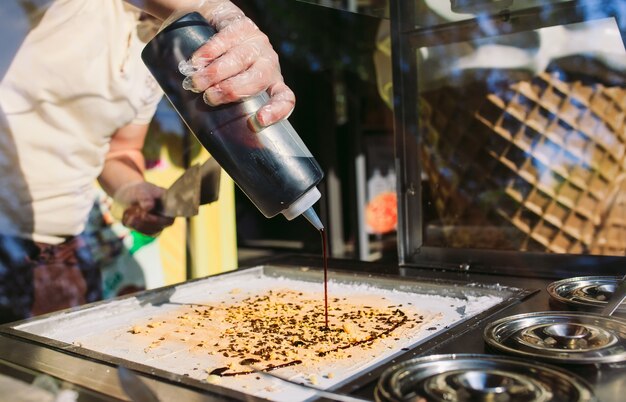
[294,0,390,18]
[409,0,572,28]
[411,1,626,256]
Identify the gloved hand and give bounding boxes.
[178,0,295,129]
[114,181,174,236]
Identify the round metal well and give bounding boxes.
[484,312,626,364]
[374,354,596,402]
[547,276,626,315]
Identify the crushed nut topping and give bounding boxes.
[128,288,427,376]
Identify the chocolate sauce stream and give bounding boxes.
[321,228,329,329]
[207,225,411,379]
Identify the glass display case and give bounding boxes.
[390,0,626,276]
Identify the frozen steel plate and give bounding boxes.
[8,265,528,402]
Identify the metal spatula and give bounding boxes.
[117,366,160,402]
[602,274,626,316]
[158,158,221,218]
[253,369,372,402]
[159,164,201,218]
[197,157,221,206]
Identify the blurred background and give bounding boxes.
[2,0,624,292]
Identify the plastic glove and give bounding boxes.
[114,181,174,236]
[178,0,295,128]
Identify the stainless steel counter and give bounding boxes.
[0,256,623,401]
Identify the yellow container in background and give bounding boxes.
[144,147,238,285]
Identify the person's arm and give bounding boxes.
[99,123,147,196]
[125,0,295,128]
[99,123,174,235]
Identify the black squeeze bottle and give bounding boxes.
[141,12,324,229]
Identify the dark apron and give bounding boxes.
[0,235,102,324]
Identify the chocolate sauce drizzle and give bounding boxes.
[317,310,407,357]
[210,359,303,377]
[208,309,408,376]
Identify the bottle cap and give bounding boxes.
[301,207,324,230]
[281,187,322,223]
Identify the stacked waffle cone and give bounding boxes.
[420,67,626,255]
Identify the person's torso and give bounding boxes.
[0,0,161,243]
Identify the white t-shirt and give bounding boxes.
[0,0,163,244]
